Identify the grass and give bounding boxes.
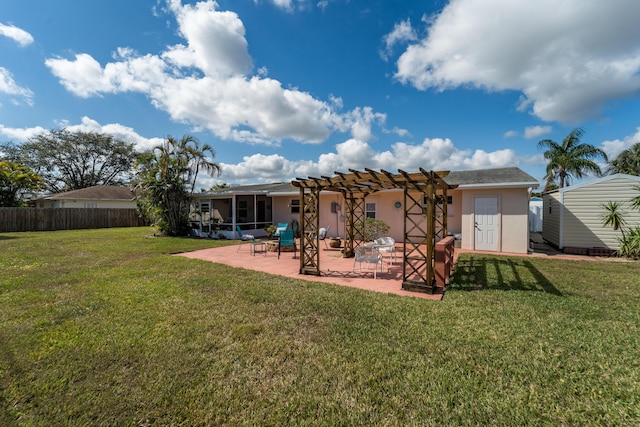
[1,227,639,426]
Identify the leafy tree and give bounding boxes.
[0,129,138,192]
[538,128,608,189]
[0,161,44,206]
[133,135,220,236]
[607,142,640,176]
[202,182,230,191]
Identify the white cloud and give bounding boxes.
[213,136,520,185]
[381,19,418,61]
[503,130,518,138]
[0,23,34,47]
[0,67,34,105]
[524,125,552,139]
[45,0,353,145]
[0,117,162,151]
[394,0,640,123]
[601,127,640,159]
[0,124,47,141]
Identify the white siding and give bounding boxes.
[542,192,561,247]
[562,177,640,249]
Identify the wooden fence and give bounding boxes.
[0,208,145,232]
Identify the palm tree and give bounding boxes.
[538,128,608,189]
[607,142,640,176]
[133,135,221,236]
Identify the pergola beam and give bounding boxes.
[291,168,456,294]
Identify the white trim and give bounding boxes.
[456,181,538,190]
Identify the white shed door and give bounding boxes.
[475,197,499,251]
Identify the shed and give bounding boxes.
[542,174,640,253]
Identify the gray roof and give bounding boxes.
[43,185,136,201]
[201,182,296,196]
[444,167,538,187]
[198,167,538,196]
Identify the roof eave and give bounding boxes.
[455,181,539,189]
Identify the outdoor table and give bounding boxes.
[250,241,266,256]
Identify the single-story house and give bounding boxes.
[542,174,640,253]
[192,167,538,254]
[33,185,137,209]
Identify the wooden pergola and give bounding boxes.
[291,168,456,294]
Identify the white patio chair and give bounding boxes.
[374,236,396,264]
[352,246,383,279]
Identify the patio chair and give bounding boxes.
[317,226,330,249]
[352,246,383,279]
[277,229,297,259]
[273,222,289,238]
[236,225,261,253]
[374,236,396,264]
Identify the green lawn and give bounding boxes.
[1,227,639,426]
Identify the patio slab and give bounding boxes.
[175,240,444,300]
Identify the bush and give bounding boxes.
[357,217,390,241]
[618,226,640,258]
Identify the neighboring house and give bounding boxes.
[33,185,137,209]
[542,174,640,253]
[529,196,543,232]
[192,167,538,254]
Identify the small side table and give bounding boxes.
[250,241,266,256]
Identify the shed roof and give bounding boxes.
[444,167,538,188]
[545,173,640,194]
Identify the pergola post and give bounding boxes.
[343,193,366,258]
[299,186,321,275]
[291,168,455,294]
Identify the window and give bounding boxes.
[365,202,376,218]
[83,202,97,208]
[290,199,300,214]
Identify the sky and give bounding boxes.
[2,0,640,191]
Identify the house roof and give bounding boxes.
[42,185,136,201]
[196,167,538,197]
[546,173,640,194]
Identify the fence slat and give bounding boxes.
[0,208,144,232]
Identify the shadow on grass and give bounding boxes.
[0,235,18,240]
[448,255,562,295]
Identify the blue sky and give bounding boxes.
[2,0,640,190]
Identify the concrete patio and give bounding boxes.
[176,239,445,300]
[176,234,617,301]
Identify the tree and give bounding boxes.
[133,135,221,236]
[607,142,640,176]
[0,161,44,206]
[538,128,608,189]
[601,195,640,258]
[0,129,138,192]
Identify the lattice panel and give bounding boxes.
[299,187,321,275]
[343,195,366,257]
[402,183,436,292]
[435,188,448,241]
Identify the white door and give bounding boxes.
[474,197,499,251]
